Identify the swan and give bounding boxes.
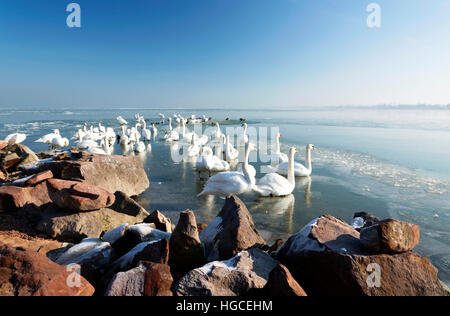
[133,132,146,153]
[119,125,130,145]
[239,123,249,146]
[198,143,257,197]
[87,137,111,155]
[98,122,106,134]
[225,135,239,161]
[164,118,179,142]
[275,144,316,177]
[5,133,27,144]
[186,134,201,157]
[253,147,297,197]
[210,142,230,172]
[116,116,128,125]
[271,133,288,166]
[51,136,70,151]
[195,147,216,178]
[140,121,152,142]
[36,129,61,147]
[151,124,158,137]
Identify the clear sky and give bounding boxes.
[0,0,449,108]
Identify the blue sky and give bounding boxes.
[0,0,449,108]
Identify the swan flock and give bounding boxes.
[3,113,316,200]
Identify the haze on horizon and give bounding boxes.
[0,0,449,109]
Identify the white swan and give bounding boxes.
[51,136,69,151]
[140,121,152,142]
[225,135,239,161]
[133,132,146,153]
[151,124,158,137]
[186,134,201,157]
[116,116,128,125]
[271,133,288,166]
[5,133,27,144]
[36,129,61,147]
[276,144,316,177]
[198,143,257,197]
[239,123,249,146]
[254,147,297,197]
[87,137,111,155]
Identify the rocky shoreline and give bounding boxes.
[0,142,449,296]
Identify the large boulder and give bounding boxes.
[174,248,279,296]
[0,182,52,212]
[32,152,149,197]
[47,179,115,211]
[36,203,149,243]
[104,261,173,296]
[55,238,116,286]
[200,196,267,262]
[144,210,173,233]
[169,210,205,273]
[0,243,94,296]
[277,215,450,296]
[360,219,420,253]
[100,239,170,294]
[263,264,307,296]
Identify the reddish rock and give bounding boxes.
[263,264,307,296]
[360,219,420,253]
[35,153,149,197]
[0,169,6,182]
[143,262,173,296]
[277,215,449,296]
[0,140,7,150]
[197,223,207,234]
[169,210,205,273]
[47,179,115,211]
[144,210,173,233]
[132,238,170,266]
[24,170,54,186]
[0,182,51,212]
[0,242,94,296]
[200,195,267,261]
[3,153,20,169]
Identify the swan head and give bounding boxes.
[246,142,258,152]
[307,144,316,151]
[289,147,298,155]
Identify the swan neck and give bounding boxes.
[288,150,295,185]
[276,135,281,153]
[306,148,312,171]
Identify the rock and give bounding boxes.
[55,238,115,286]
[174,248,279,296]
[0,242,94,296]
[3,153,20,169]
[101,239,170,293]
[111,191,148,217]
[277,215,449,296]
[268,239,285,255]
[36,204,149,243]
[169,210,205,273]
[24,170,53,186]
[0,231,65,258]
[104,261,173,296]
[0,169,6,182]
[360,219,420,253]
[0,140,7,151]
[143,262,173,296]
[47,179,115,211]
[102,224,130,245]
[11,144,39,163]
[0,182,52,212]
[35,153,149,197]
[351,212,380,231]
[200,196,267,262]
[104,263,147,296]
[197,223,208,234]
[263,264,307,296]
[144,210,173,233]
